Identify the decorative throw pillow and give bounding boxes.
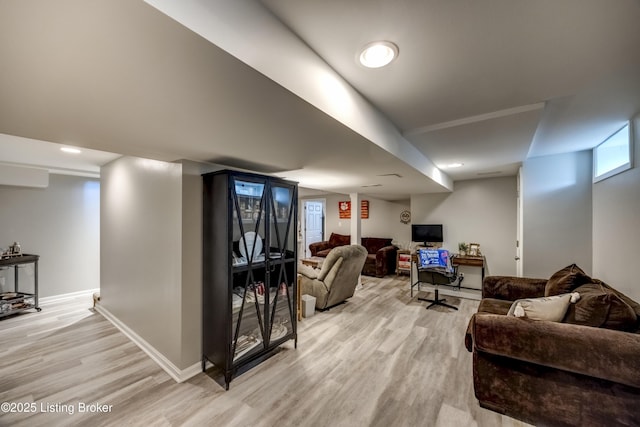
[361,237,392,254]
[507,292,580,322]
[545,264,591,297]
[329,233,350,247]
[597,280,640,327]
[563,281,637,331]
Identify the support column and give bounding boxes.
[350,193,361,245]
[350,193,363,288]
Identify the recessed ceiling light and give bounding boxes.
[61,147,81,154]
[359,41,398,68]
[446,162,464,168]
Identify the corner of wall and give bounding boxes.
[100,156,185,372]
[591,114,640,300]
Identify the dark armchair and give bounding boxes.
[360,237,397,277]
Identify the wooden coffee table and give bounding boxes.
[300,256,324,269]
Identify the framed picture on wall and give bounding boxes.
[468,243,480,256]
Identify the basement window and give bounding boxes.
[593,123,633,182]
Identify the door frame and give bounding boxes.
[302,199,326,258]
[516,167,524,276]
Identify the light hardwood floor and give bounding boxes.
[0,276,531,427]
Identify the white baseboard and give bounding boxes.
[39,288,100,304]
[94,304,201,383]
[439,287,482,301]
[414,284,482,301]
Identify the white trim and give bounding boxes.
[404,103,545,136]
[593,122,634,183]
[516,167,523,277]
[414,283,481,301]
[94,304,201,383]
[39,288,100,304]
[593,161,632,183]
[302,198,326,258]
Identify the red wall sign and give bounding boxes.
[338,200,369,219]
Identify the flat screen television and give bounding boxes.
[411,224,443,245]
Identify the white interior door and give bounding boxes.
[516,167,523,276]
[304,200,324,257]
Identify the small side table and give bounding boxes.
[300,256,324,269]
[396,250,411,276]
[451,255,486,280]
[0,254,41,318]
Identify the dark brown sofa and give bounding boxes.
[309,234,397,277]
[360,237,397,277]
[309,233,350,257]
[465,266,640,427]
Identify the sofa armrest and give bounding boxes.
[375,245,397,260]
[298,263,319,279]
[472,313,640,388]
[309,241,331,256]
[482,275,547,300]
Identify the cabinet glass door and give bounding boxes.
[268,183,296,346]
[231,178,267,361]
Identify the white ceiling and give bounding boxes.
[1,0,639,199]
[0,134,120,178]
[257,0,640,177]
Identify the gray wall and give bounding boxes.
[592,115,640,300]
[100,156,186,368]
[411,177,517,287]
[522,151,593,278]
[0,174,100,297]
[316,193,411,244]
[180,172,202,367]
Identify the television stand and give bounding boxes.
[418,288,458,310]
[451,254,486,280]
[418,242,441,249]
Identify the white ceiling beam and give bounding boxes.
[404,103,546,136]
[144,0,453,192]
[0,164,49,188]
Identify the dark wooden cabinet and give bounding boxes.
[202,170,297,389]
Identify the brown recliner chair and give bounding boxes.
[298,245,367,310]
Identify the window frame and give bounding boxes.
[593,122,634,183]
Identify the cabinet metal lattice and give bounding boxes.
[202,170,298,389]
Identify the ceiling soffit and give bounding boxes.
[143,0,452,191]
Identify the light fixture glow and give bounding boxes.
[61,147,82,154]
[446,162,464,168]
[359,41,398,68]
